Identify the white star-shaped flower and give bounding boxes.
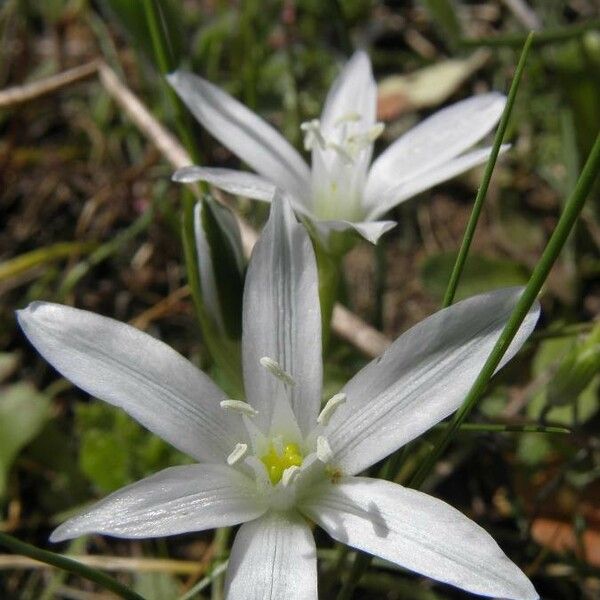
[169,51,507,247]
[18,195,538,599]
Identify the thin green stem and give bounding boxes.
[143,0,202,165]
[459,19,600,49]
[211,527,231,600]
[177,561,228,600]
[442,33,534,308]
[410,129,600,490]
[433,422,570,434]
[0,532,144,600]
[336,553,371,600]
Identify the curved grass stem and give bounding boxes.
[0,532,144,600]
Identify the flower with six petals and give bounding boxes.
[169,51,507,247]
[18,195,539,599]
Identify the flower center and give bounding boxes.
[300,115,384,164]
[261,442,304,484]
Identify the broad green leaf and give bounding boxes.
[197,197,245,339]
[421,251,530,302]
[528,336,599,425]
[0,383,51,497]
[547,323,600,406]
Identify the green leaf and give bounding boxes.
[76,402,190,494]
[528,336,599,425]
[546,322,600,406]
[79,430,130,492]
[197,197,245,339]
[421,251,530,302]
[420,0,462,50]
[0,383,51,497]
[517,433,553,466]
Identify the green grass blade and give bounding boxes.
[442,32,535,308]
[411,128,600,489]
[0,532,144,600]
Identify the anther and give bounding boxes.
[316,435,334,463]
[220,400,259,418]
[227,443,248,466]
[300,119,326,151]
[259,357,296,387]
[282,466,300,487]
[317,393,347,426]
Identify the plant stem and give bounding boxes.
[433,422,570,434]
[0,532,144,600]
[442,32,534,308]
[143,0,201,164]
[411,129,600,490]
[211,527,231,600]
[459,19,600,48]
[336,552,371,600]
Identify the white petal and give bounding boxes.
[311,219,396,246]
[225,511,317,600]
[17,303,241,463]
[301,477,538,600]
[312,51,377,214]
[324,288,540,474]
[50,465,266,541]
[320,50,377,136]
[242,194,322,435]
[175,166,277,202]
[168,71,311,204]
[366,144,510,220]
[365,93,505,207]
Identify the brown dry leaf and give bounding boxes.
[377,50,490,121]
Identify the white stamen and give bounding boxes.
[281,465,300,487]
[220,399,258,418]
[259,356,296,387]
[316,435,334,463]
[300,119,326,151]
[227,443,248,465]
[317,393,347,426]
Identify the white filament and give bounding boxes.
[282,466,300,487]
[316,435,334,463]
[220,399,258,418]
[317,393,347,426]
[259,356,296,387]
[227,443,248,465]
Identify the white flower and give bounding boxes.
[18,195,539,599]
[168,51,507,247]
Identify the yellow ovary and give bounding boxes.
[261,443,303,484]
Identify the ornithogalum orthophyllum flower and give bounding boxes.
[169,51,507,248]
[18,195,539,599]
